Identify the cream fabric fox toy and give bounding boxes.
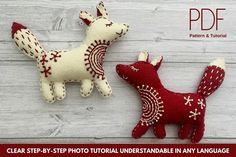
[11,1,129,103]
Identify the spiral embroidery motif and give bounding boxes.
[137,85,164,126]
[85,40,110,80]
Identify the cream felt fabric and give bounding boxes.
[12,1,129,103]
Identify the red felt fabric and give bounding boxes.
[97,8,102,17]
[116,55,225,143]
[80,18,91,26]
[11,22,27,39]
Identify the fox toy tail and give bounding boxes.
[11,22,46,59]
[197,58,225,98]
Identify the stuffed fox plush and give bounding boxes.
[116,52,225,143]
[11,1,129,103]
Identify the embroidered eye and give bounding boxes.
[130,66,139,72]
[105,22,113,27]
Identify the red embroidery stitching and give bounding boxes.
[40,53,48,65]
[84,40,110,80]
[50,51,62,62]
[40,66,51,77]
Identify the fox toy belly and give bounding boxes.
[138,86,206,125]
[157,91,206,124]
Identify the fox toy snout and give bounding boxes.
[116,64,127,78]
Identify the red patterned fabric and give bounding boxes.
[116,52,225,143]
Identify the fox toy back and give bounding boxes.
[116,52,225,143]
[11,1,129,103]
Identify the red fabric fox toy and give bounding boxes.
[116,52,225,143]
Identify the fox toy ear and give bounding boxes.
[151,56,163,70]
[79,11,95,26]
[138,51,149,62]
[97,1,108,18]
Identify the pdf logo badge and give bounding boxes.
[189,8,226,30]
[189,8,227,38]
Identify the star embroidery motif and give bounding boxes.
[39,53,48,65]
[40,66,52,78]
[50,51,61,62]
[197,99,205,109]
[184,95,193,106]
[189,108,201,120]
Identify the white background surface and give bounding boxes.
[0,0,235,143]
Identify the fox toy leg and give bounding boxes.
[40,77,55,103]
[94,79,112,97]
[153,123,166,139]
[191,122,205,143]
[178,124,192,139]
[132,121,150,138]
[54,82,66,100]
[80,79,94,97]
